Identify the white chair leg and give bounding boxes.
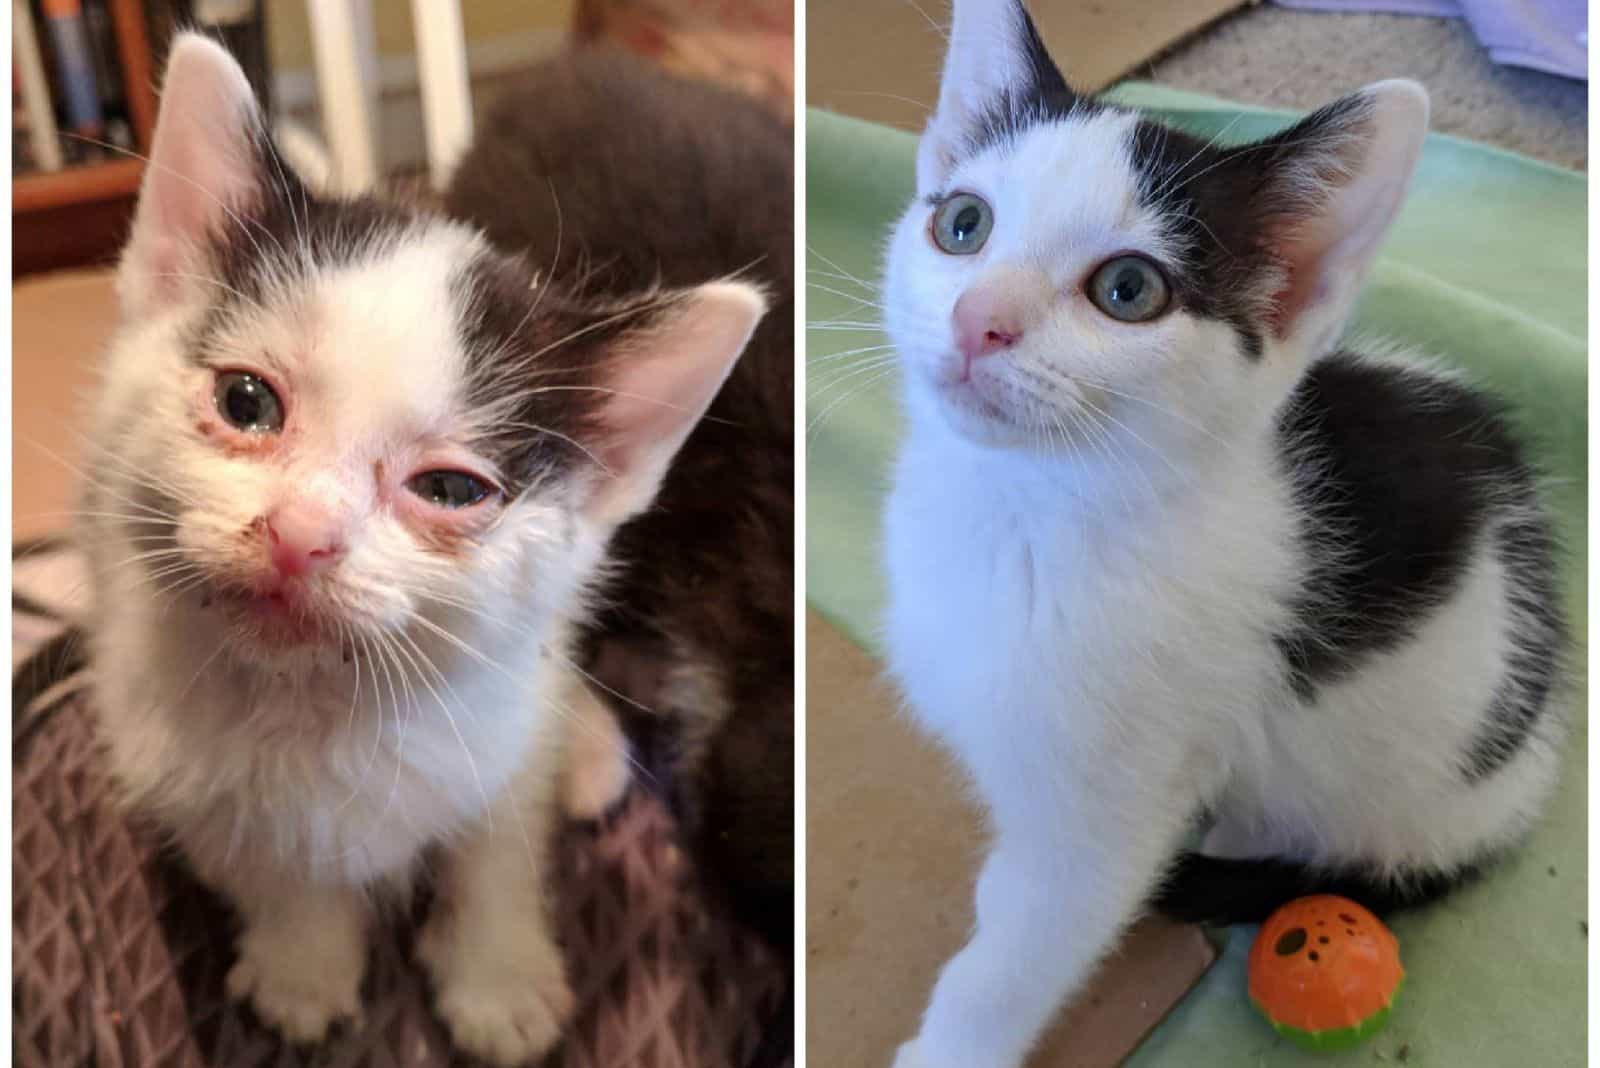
[410,0,474,189]
[306,0,380,193]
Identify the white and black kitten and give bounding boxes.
[881,2,1565,1066]
[79,35,763,1066]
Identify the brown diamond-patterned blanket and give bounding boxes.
[13,543,787,1068]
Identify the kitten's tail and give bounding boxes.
[1152,852,1486,925]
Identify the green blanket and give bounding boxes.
[806,91,1586,1066]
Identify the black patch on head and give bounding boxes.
[200,128,420,323]
[1272,352,1565,777]
[1125,94,1372,359]
[447,250,616,495]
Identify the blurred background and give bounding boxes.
[14,0,792,276]
[808,0,1585,168]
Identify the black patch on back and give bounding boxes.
[1124,94,1372,359]
[1459,511,1564,781]
[1273,352,1564,781]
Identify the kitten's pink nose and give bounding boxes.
[953,269,1052,364]
[264,503,344,579]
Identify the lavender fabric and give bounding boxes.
[1275,0,1587,79]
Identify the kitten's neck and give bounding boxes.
[903,404,1264,531]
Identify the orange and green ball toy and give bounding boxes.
[1248,896,1404,1052]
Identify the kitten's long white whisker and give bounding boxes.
[807,365,899,436]
[807,354,900,397]
[17,436,186,524]
[807,281,886,312]
[806,320,885,331]
[808,343,897,366]
[406,613,656,786]
[484,420,613,475]
[387,628,494,829]
[807,244,878,293]
[70,431,209,509]
[827,88,933,114]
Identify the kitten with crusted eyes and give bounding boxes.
[81,35,765,1066]
[881,2,1565,1067]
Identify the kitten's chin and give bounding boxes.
[924,371,1035,451]
[202,585,346,654]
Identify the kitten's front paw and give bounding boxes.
[226,928,363,1043]
[418,914,575,1066]
[562,704,631,821]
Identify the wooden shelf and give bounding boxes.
[14,158,144,214]
[13,0,156,276]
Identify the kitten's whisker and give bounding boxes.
[17,436,184,524]
[520,290,687,365]
[827,88,933,115]
[484,420,613,474]
[1077,394,1194,490]
[322,631,412,863]
[70,431,208,509]
[514,385,699,415]
[808,343,897,365]
[807,355,900,396]
[807,366,899,436]
[807,244,878,293]
[807,281,886,312]
[806,320,884,331]
[388,629,495,829]
[504,177,565,344]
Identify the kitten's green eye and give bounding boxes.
[214,371,284,432]
[1087,255,1171,322]
[406,470,493,509]
[931,192,993,255]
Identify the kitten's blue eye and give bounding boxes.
[1087,255,1171,322]
[406,470,494,509]
[931,192,993,255]
[214,371,284,432]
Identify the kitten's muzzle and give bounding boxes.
[952,265,1052,375]
[260,503,346,580]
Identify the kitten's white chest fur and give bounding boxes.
[884,418,1291,804]
[88,566,564,889]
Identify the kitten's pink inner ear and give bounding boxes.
[584,282,767,527]
[1266,80,1428,341]
[117,34,264,317]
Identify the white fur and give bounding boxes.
[81,34,761,1065]
[881,7,1559,1067]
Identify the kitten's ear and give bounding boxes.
[1249,80,1429,349]
[917,0,1070,191]
[582,282,767,527]
[118,34,268,318]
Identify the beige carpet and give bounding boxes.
[1146,4,1587,170]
